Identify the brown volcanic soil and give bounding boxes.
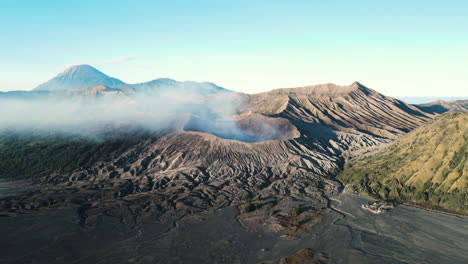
[245,82,431,140]
[0,82,440,263]
[1,187,466,264]
[0,82,433,227]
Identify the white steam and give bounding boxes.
[0,88,292,142]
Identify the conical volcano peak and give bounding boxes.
[53,65,110,82]
[59,64,105,76]
[34,64,127,91]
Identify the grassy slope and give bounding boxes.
[338,112,468,214]
[0,129,152,180]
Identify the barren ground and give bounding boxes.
[1,183,466,264]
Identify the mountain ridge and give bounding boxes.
[32,64,231,95]
[414,99,468,114]
[256,81,365,96]
[338,112,468,214]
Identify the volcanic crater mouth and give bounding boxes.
[184,114,299,143]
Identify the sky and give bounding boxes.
[1,0,467,97]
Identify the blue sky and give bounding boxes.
[1,0,467,97]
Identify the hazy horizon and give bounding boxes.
[1,64,467,105]
[1,1,468,97]
[396,96,468,104]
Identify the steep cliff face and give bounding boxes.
[338,112,468,214]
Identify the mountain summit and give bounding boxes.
[31,65,230,95]
[34,64,127,91]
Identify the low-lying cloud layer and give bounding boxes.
[0,87,294,143]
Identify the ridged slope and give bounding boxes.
[0,82,439,223]
[36,83,432,213]
[338,112,468,213]
[243,82,432,154]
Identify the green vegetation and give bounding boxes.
[0,129,152,180]
[291,204,301,226]
[339,165,467,213]
[242,195,260,213]
[242,199,254,213]
[291,204,301,217]
[338,113,468,214]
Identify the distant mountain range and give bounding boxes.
[397,97,468,104]
[414,99,468,114]
[0,64,230,100]
[2,65,466,116]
